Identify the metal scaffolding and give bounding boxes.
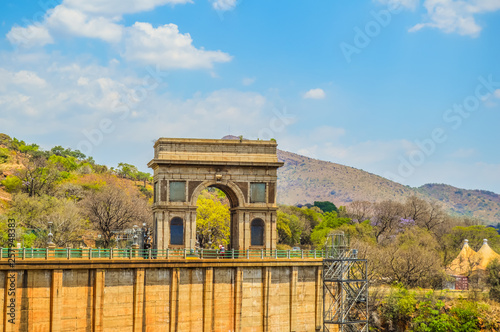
[323,232,368,332]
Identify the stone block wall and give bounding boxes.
[1,259,322,331]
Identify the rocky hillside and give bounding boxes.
[277,150,500,224]
[277,150,415,205]
[416,184,500,223]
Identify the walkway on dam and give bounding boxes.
[1,247,326,260]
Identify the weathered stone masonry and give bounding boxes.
[148,138,284,252]
[1,259,323,332]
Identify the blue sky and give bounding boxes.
[0,0,499,193]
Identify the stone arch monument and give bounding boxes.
[148,138,284,251]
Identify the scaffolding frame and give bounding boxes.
[323,232,368,332]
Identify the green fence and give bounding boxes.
[0,247,325,260]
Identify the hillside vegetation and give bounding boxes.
[277,150,500,224]
[0,133,153,248]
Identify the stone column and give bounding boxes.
[50,270,63,332]
[262,267,271,332]
[290,266,298,332]
[169,268,179,332]
[133,269,145,332]
[315,266,322,331]
[265,213,272,251]
[155,212,163,250]
[93,270,105,332]
[234,267,242,331]
[243,212,250,250]
[270,211,277,251]
[203,268,213,332]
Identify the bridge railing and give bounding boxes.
[0,247,325,261]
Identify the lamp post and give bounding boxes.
[47,221,56,249]
[131,225,140,257]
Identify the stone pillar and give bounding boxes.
[50,270,63,332]
[133,269,145,332]
[187,209,197,250]
[265,213,272,251]
[169,268,179,332]
[131,244,140,258]
[203,268,213,332]
[238,211,244,251]
[262,267,271,332]
[290,266,298,332]
[184,211,192,250]
[243,212,250,250]
[234,267,242,331]
[93,270,105,332]
[155,212,163,250]
[315,266,322,331]
[270,211,277,251]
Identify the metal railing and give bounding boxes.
[0,248,325,261]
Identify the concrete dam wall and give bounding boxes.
[1,258,323,332]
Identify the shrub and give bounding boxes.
[0,147,10,163]
[449,300,482,332]
[412,291,458,332]
[1,175,22,193]
[379,284,417,330]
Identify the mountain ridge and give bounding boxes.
[276,149,500,224]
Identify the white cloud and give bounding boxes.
[63,0,192,16]
[409,0,500,37]
[242,77,256,86]
[303,88,326,100]
[7,25,54,47]
[0,69,48,91]
[5,0,231,70]
[494,89,500,99]
[46,6,123,43]
[123,22,232,69]
[211,0,237,11]
[0,53,272,162]
[377,0,420,10]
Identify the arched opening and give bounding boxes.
[195,187,230,249]
[191,181,246,251]
[251,218,265,246]
[170,217,184,245]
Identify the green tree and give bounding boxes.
[487,258,500,302]
[196,191,230,248]
[48,155,78,172]
[136,171,152,187]
[279,205,323,245]
[116,162,138,180]
[276,210,302,246]
[313,201,338,213]
[16,156,60,197]
[310,212,351,248]
[277,211,292,244]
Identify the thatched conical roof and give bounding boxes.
[448,239,478,276]
[475,239,500,270]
